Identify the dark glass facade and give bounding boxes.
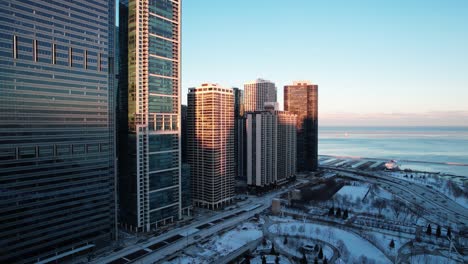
[284,83,319,171]
[181,104,188,162]
[233,88,246,181]
[118,0,181,232]
[0,0,116,263]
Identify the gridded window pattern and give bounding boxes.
[284,83,318,171]
[118,0,181,231]
[244,79,277,112]
[0,0,116,263]
[187,85,235,210]
[246,111,296,187]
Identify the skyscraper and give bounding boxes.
[180,105,192,215]
[181,104,188,163]
[187,84,235,209]
[277,112,297,182]
[233,88,246,181]
[244,78,277,112]
[246,110,296,189]
[118,0,182,232]
[284,81,319,171]
[246,111,277,188]
[0,0,116,263]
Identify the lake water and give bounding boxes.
[318,126,468,177]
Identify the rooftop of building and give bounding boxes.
[286,81,318,86]
[188,83,233,93]
[244,78,275,85]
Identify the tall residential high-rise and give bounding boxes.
[284,81,319,171]
[0,0,116,263]
[246,110,296,189]
[187,84,235,209]
[244,78,277,112]
[118,0,182,232]
[277,112,297,182]
[233,88,246,181]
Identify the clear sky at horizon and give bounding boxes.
[181,0,468,126]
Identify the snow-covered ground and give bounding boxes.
[385,171,468,208]
[162,255,200,264]
[269,222,391,264]
[207,222,262,256]
[362,231,411,257]
[334,185,369,201]
[409,254,458,264]
[274,237,333,260]
[163,221,263,264]
[373,185,393,200]
[251,255,292,264]
[269,215,296,223]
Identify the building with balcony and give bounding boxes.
[187,84,235,209]
[118,0,182,232]
[246,110,296,189]
[244,78,277,112]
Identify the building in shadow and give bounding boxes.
[284,81,319,172]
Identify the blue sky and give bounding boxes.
[181,0,468,125]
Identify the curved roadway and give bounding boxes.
[321,166,468,229]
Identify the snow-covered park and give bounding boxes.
[334,185,369,201]
[269,222,392,264]
[385,170,468,209]
[162,221,262,264]
[207,222,262,256]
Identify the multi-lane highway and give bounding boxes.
[321,166,468,229]
[91,166,466,264]
[92,184,299,264]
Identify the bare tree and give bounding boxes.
[390,197,406,220]
[372,198,387,216]
[411,203,425,224]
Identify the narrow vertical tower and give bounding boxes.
[187,84,235,210]
[119,0,182,232]
[233,88,246,182]
[284,81,319,171]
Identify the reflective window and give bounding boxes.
[149,35,173,59]
[149,57,173,76]
[0,148,16,161]
[150,205,177,222]
[38,145,54,157]
[149,95,174,113]
[149,16,174,39]
[149,188,177,209]
[149,170,176,190]
[149,134,177,152]
[149,76,173,95]
[149,0,174,20]
[149,152,178,171]
[19,146,35,159]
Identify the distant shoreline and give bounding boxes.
[318,154,468,167]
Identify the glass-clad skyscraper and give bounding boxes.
[284,81,318,171]
[118,0,182,232]
[0,0,117,263]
